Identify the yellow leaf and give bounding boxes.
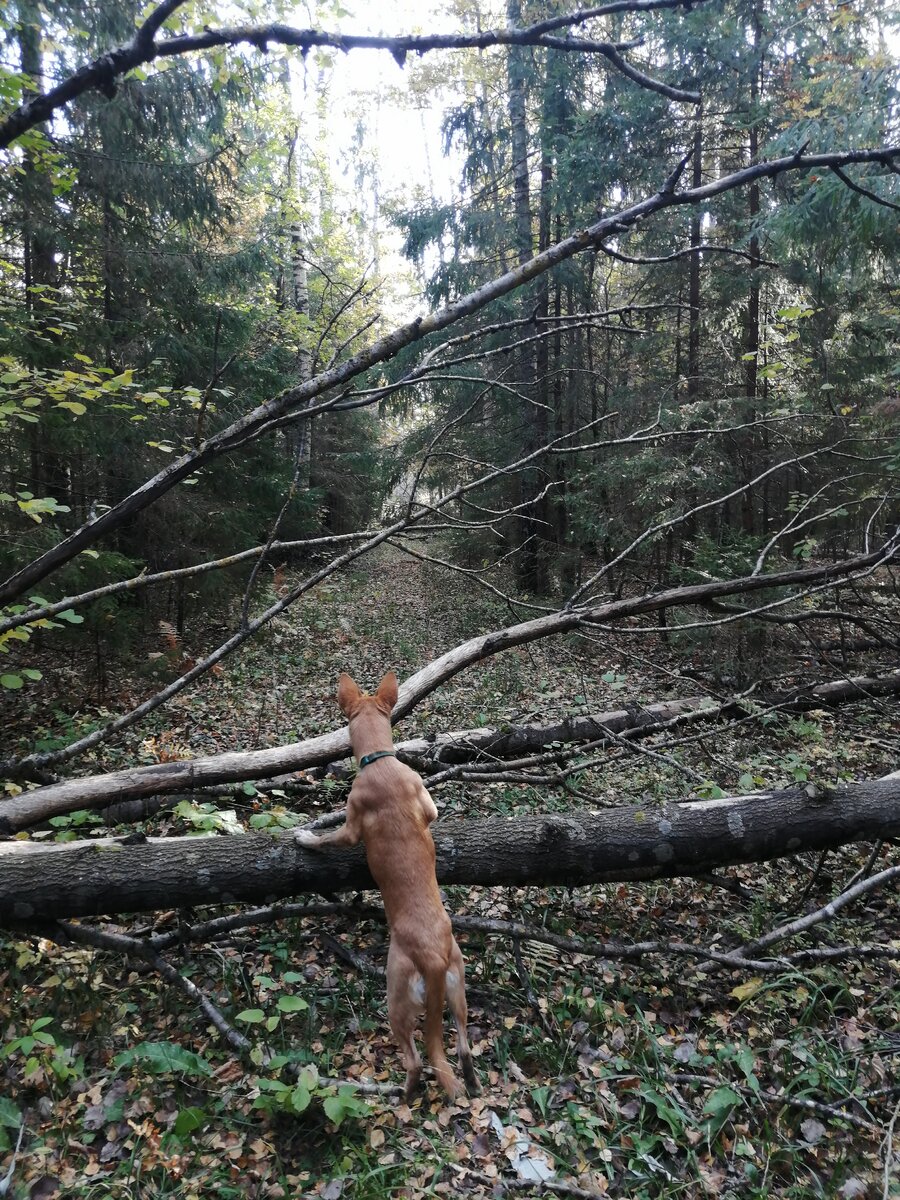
[731,978,764,1002]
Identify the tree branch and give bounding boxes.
[0,0,707,150]
[830,165,900,213]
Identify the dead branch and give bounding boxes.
[830,165,900,212]
[0,0,708,150]
[735,863,900,960]
[0,415,610,779]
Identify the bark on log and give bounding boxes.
[1,777,898,923]
[3,670,898,833]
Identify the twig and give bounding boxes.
[883,1097,900,1200]
[667,1072,878,1132]
[47,919,257,1058]
[736,863,900,958]
[318,931,384,978]
[150,900,377,951]
[0,1120,26,1198]
[845,840,885,890]
[789,850,830,914]
[831,165,900,213]
[599,241,778,267]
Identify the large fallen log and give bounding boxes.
[1,776,898,924]
[3,670,899,834]
[399,671,900,762]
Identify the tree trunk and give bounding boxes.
[741,5,762,536]
[686,109,703,401]
[506,0,551,594]
[281,73,314,487]
[18,0,67,507]
[1,777,898,923]
[506,0,532,271]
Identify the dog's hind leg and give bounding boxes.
[387,942,423,1102]
[446,938,478,1094]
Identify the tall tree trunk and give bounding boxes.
[289,185,313,488]
[280,63,314,488]
[506,0,550,593]
[686,108,703,402]
[18,0,67,507]
[18,1,56,299]
[506,0,532,270]
[741,6,763,535]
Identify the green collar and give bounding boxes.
[358,750,396,770]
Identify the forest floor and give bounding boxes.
[1,544,899,1200]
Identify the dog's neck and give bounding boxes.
[348,702,393,762]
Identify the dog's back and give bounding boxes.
[350,755,453,964]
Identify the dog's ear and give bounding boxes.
[374,671,399,716]
[337,673,362,716]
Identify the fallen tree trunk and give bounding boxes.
[3,670,899,833]
[402,670,900,762]
[1,776,897,923]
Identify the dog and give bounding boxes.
[295,671,477,1102]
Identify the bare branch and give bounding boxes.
[736,863,900,959]
[537,37,699,102]
[831,165,900,212]
[567,443,857,606]
[49,919,254,1057]
[600,240,779,266]
[0,530,383,636]
[0,0,707,150]
[1,417,609,777]
[751,477,867,574]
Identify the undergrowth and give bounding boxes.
[1,547,898,1198]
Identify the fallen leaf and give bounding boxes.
[800,1118,826,1145]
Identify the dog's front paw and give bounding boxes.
[294,829,320,848]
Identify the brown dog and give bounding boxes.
[295,671,477,1102]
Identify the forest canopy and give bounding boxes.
[0,0,898,1195]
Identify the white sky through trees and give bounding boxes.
[286,0,464,310]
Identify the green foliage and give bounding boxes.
[1,1015,81,1084]
[48,808,104,842]
[113,1041,213,1077]
[173,800,244,836]
[251,1065,371,1125]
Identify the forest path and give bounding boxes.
[145,539,618,768]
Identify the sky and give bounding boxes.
[286,1,467,309]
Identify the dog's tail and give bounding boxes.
[424,962,461,1099]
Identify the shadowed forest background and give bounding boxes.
[0,0,898,1196]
